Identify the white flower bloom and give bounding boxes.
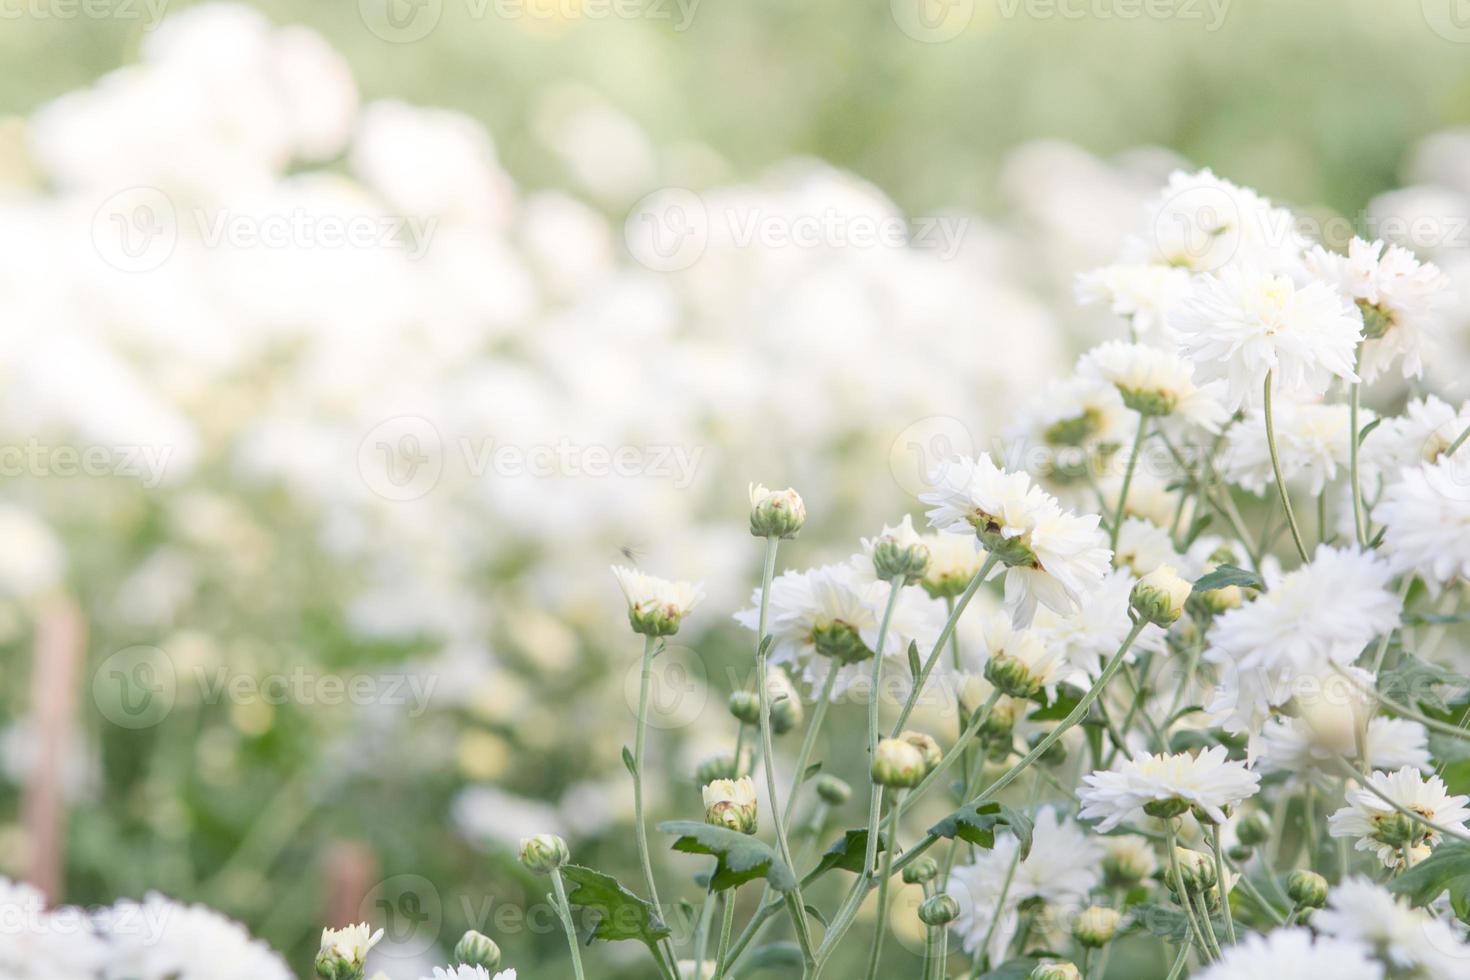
[320,922,384,967]
[922,454,1111,626]
[946,807,1101,965]
[0,878,106,980]
[1033,568,1167,677]
[1202,546,1401,740]
[1359,395,1470,488]
[611,565,705,636]
[98,892,294,980]
[1171,265,1362,412]
[1259,667,1430,776]
[977,611,1069,701]
[1139,169,1309,275]
[1328,767,1470,870]
[1112,517,1183,577]
[1374,456,1470,591]
[1078,746,1261,830]
[1305,237,1453,382]
[1094,469,1193,531]
[1195,928,1382,980]
[1004,376,1132,475]
[427,968,517,980]
[1317,876,1470,979]
[1077,340,1229,430]
[1219,399,1366,497]
[919,529,986,598]
[1075,262,1191,342]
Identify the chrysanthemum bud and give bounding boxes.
[749,484,806,539]
[1165,848,1215,894]
[454,931,501,971]
[1227,844,1253,863]
[766,670,803,736]
[703,776,759,835]
[978,697,1018,739]
[1370,810,1419,848]
[1130,564,1191,628]
[1286,869,1328,910]
[1072,906,1121,948]
[815,774,851,806]
[1236,812,1270,848]
[519,833,569,874]
[872,737,926,789]
[316,924,383,980]
[696,750,748,784]
[898,730,942,775]
[811,619,874,664]
[902,857,940,885]
[918,893,960,927]
[1190,582,1243,617]
[985,651,1041,700]
[1101,835,1157,889]
[872,536,931,586]
[1142,797,1191,820]
[728,691,761,726]
[1030,962,1082,980]
[612,566,703,637]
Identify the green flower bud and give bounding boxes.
[1227,844,1254,863]
[1286,869,1328,910]
[1101,836,1157,889]
[454,931,502,971]
[902,857,940,885]
[519,833,569,874]
[811,619,873,664]
[898,730,942,775]
[1358,300,1395,340]
[872,536,931,586]
[766,670,803,736]
[815,774,851,806]
[918,893,960,927]
[749,484,806,539]
[1164,847,1215,894]
[728,691,761,726]
[1370,811,1419,848]
[703,776,759,835]
[695,750,748,784]
[1072,906,1121,948]
[1236,812,1270,848]
[1130,565,1191,628]
[985,652,1042,700]
[872,737,926,789]
[1142,797,1191,820]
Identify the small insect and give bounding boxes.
[615,542,648,566]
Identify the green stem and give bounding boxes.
[693,884,717,978]
[550,868,588,980]
[1164,940,1190,980]
[892,553,1000,735]
[1329,663,1470,746]
[863,581,904,875]
[714,890,736,978]
[1446,419,1470,459]
[1349,380,1367,547]
[1210,823,1236,945]
[1111,414,1150,551]
[1263,370,1309,563]
[632,635,668,931]
[862,792,904,980]
[1192,889,1222,960]
[1165,821,1211,961]
[897,693,1000,820]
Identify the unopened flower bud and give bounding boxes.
[749,484,806,539]
[1130,564,1191,628]
[1165,848,1214,894]
[1102,835,1157,889]
[316,924,384,980]
[898,730,942,775]
[766,670,804,735]
[872,737,926,789]
[872,536,931,586]
[1371,811,1418,848]
[918,893,960,927]
[454,931,501,971]
[811,619,874,664]
[815,774,851,806]
[1142,797,1190,820]
[979,697,1018,739]
[1286,869,1328,910]
[1190,582,1243,617]
[1227,844,1253,863]
[1236,812,1270,848]
[1030,962,1082,980]
[703,776,758,835]
[985,651,1041,700]
[1072,906,1121,948]
[902,857,940,885]
[519,834,569,874]
[728,691,760,726]
[696,750,748,784]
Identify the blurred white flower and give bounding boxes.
[1195,928,1382,980]
[1374,456,1470,590]
[1079,746,1260,830]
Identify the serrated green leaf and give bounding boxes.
[1390,841,1470,907]
[927,803,1033,858]
[658,821,796,892]
[1193,564,1264,593]
[559,864,671,957]
[807,828,887,880]
[1130,901,1228,943]
[1379,654,1470,713]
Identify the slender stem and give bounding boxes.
[784,658,841,825]
[1164,941,1190,980]
[1303,782,1318,869]
[975,845,1021,971]
[1447,419,1470,459]
[898,693,999,819]
[1111,414,1150,551]
[936,923,949,980]
[1263,370,1309,563]
[863,581,904,875]
[631,632,672,969]
[892,553,1000,735]
[1349,380,1367,547]
[753,535,816,972]
[714,890,736,978]
[1209,823,1236,945]
[1192,889,1222,960]
[550,868,588,980]
[862,792,904,980]
[1165,821,1211,961]
[1329,663,1470,744]
[693,884,717,979]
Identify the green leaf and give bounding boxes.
[802,762,822,782]
[621,746,636,777]
[1430,733,1470,767]
[1379,654,1470,713]
[1358,417,1383,444]
[928,803,1033,858]
[907,640,922,681]
[807,829,886,880]
[1193,564,1264,593]
[1405,612,1470,626]
[1390,840,1470,907]
[558,864,671,958]
[976,958,1039,980]
[803,903,828,927]
[1130,901,1228,943]
[658,821,796,892]
[758,634,773,658]
[734,943,803,976]
[1182,511,1214,548]
[1027,683,1083,721]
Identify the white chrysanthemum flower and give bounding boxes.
[1202,546,1401,740]
[976,610,1069,702]
[1139,169,1310,275]
[1171,265,1362,412]
[1219,399,1365,497]
[1078,745,1261,830]
[1359,394,1470,488]
[1260,672,1430,777]
[1305,237,1453,382]
[1195,928,1382,980]
[427,968,517,980]
[1094,468,1194,532]
[98,892,295,980]
[1374,457,1470,591]
[1004,376,1132,480]
[1328,766,1470,870]
[1032,568,1168,677]
[1111,516,1183,577]
[946,807,1101,965]
[1075,262,1191,342]
[1317,876,1470,979]
[734,562,939,697]
[919,529,985,599]
[610,565,705,636]
[320,922,384,968]
[922,454,1111,626]
[0,878,106,980]
[1077,340,1229,431]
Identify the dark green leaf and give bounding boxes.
[559,864,671,957]
[758,634,773,658]
[1027,683,1083,721]
[1379,654,1470,713]
[658,821,796,892]
[1182,512,1214,548]
[1358,417,1383,443]
[803,903,828,927]
[1405,612,1470,626]
[621,746,637,777]
[806,829,886,880]
[802,762,822,782]
[1390,841,1470,907]
[1193,564,1264,593]
[928,803,1033,858]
